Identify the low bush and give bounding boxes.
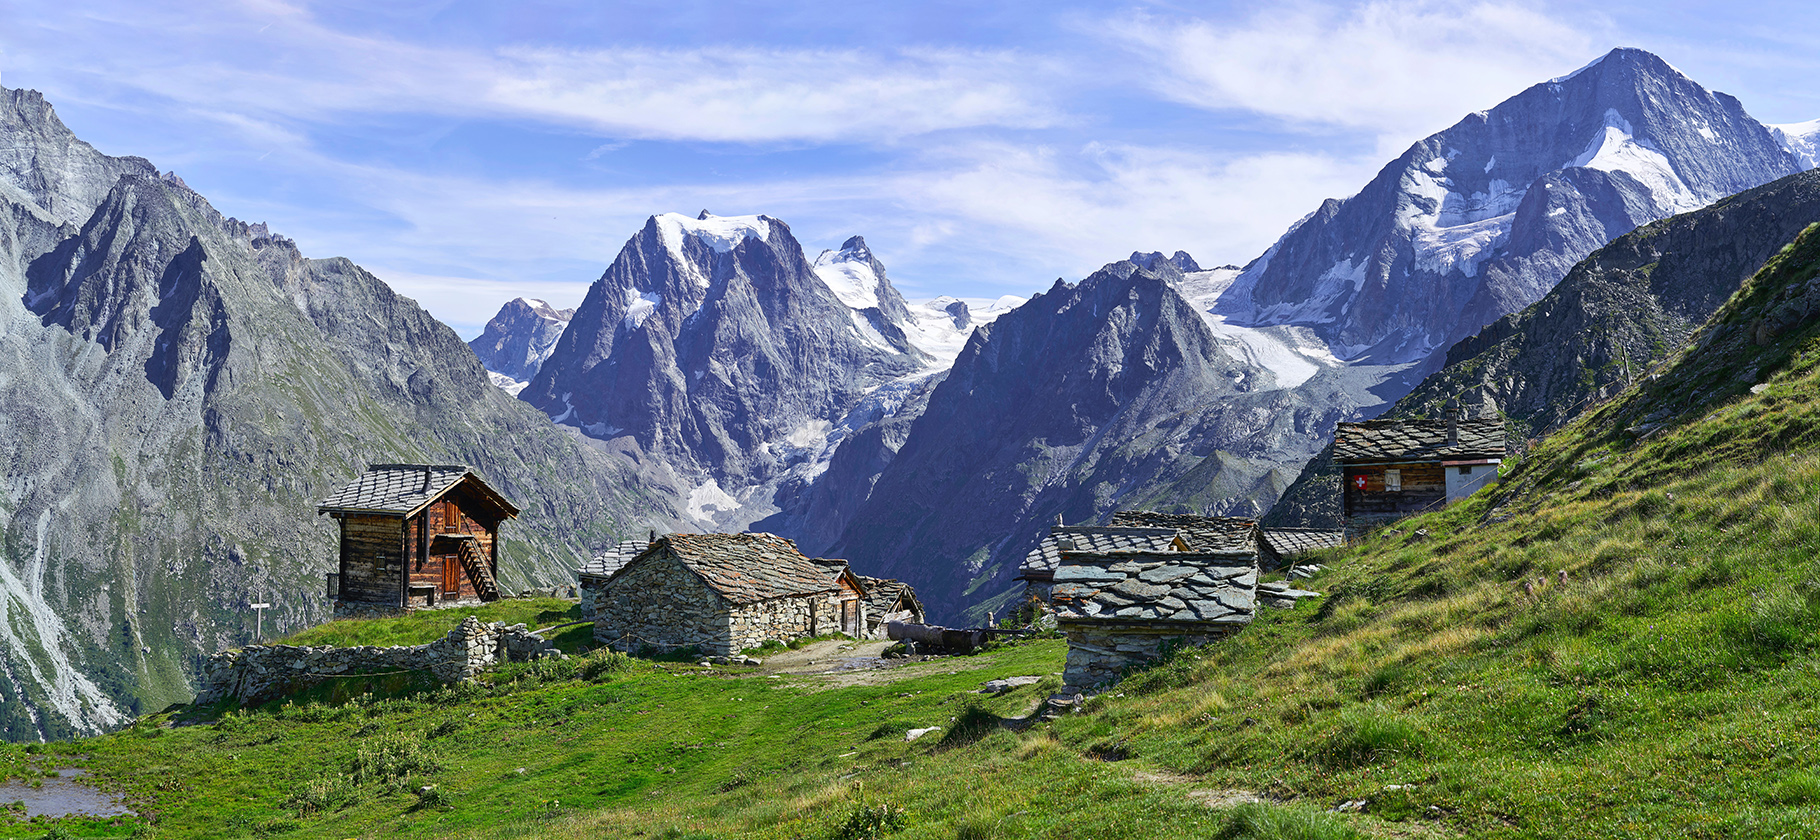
[830,801,907,840]
[1310,707,1431,769]
[1211,802,1363,840]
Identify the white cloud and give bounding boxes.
[894,140,1372,273]
[14,1,1063,145]
[1111,1,1608,153]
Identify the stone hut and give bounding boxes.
[578,537,652,619]
[318,464,519,617]
[1259,527,1345,570]
[593,533,869,657]
[1335,407,1505,536]
[1016,511,1260,605]
[857,576,925,636]
[1049,514,1260,692]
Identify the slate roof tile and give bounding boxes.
[1051,550,1257,626]
[317,464,520,517]
[656,533,843,605]
[580,539,650,578]
[1333,418,1505,461]
[1261,528,1345,557]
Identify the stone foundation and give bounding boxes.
[1059,621,1241,693]
[195,616,563,705]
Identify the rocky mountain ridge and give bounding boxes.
[0,86,680,741]
[468,297,575,389]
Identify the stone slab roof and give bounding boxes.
[661,533,841,605]
[858,576,921,617]
[317,464,520,518]
[1261,528,1345,557]
[1017,526,1182,579]
[1051,551,1256,625]
[1333,418,1505,462]
[579,539,650,579]
[1108,511,1259,553]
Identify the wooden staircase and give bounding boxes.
[453,536,501,602]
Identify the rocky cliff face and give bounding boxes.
[522,213,935,529]
[1216,48,1803,370]
[0,87,679,741]
[813,262,1374,619]
[469,297,575,386]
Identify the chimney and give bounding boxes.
[1055,514,1064,526]
[1445,402,1460,445]
[648,529,657,546]
[421,465,432,493]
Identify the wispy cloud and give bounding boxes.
[1110,1,1608,153]
[894,140,1372,273]
[14,1,1064,145]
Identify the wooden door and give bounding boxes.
[441,550,461,595]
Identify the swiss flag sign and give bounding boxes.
[1353,475,1368,490]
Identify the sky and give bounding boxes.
[3,1,1818,337]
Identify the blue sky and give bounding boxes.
[4,1,1818,337]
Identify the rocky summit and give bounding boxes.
[469,297,575,388]
[0,86,679,741]
[1214,47,1803,372]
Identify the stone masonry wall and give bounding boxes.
[579,574,608,619]
[594,555,732,655]
[729,593,832,652]
[194,617,562,705]
[1059,621,1239,693]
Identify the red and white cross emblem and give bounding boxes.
[1353,475,1368,490]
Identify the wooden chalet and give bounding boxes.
[1334,407,1505,535]
[318,464,520,617]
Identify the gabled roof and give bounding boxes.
[653,533,844,605]
[1333,418,1505,462]
[1017,526,1183,579]
[1108,511,1259,553]
[317,464,520,519]
[1051,551,1256,625]
[580,538,650,579]
[858,576,922,617]
[1260,528,1345,557]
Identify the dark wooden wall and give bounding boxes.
[1343,462,1446,518]
[337,514,405,605]
[404,485,500,603]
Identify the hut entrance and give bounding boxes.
[431,534,465,598]
[842,600,859,635]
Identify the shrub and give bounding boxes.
[577,648,635,680]
[284,773,360,815]
[830,801,908,840]
[350,732,442,789]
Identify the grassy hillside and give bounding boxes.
[10,230,1820,839]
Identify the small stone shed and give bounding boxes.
[593,533,869,657]
[578,537,651,619]
[857,576,925,636]
[1016,511,1260,605]
[1336,407,1505,536]
[1050,515,1260,692]
[318,464,519,617]
[1259,528,1345,570]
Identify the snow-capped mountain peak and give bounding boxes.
[812,235,887,310]
[1772,119,1820,169]
[654,211,772,256]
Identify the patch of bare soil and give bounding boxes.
[748,639,1011,690]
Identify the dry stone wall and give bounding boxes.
[195,616,562,705]
[1059,622,1239,692]
[594,556,732,655]
[728,593,847,651]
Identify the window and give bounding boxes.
[1384,469,1401,491]
[1458,465,1473,475]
